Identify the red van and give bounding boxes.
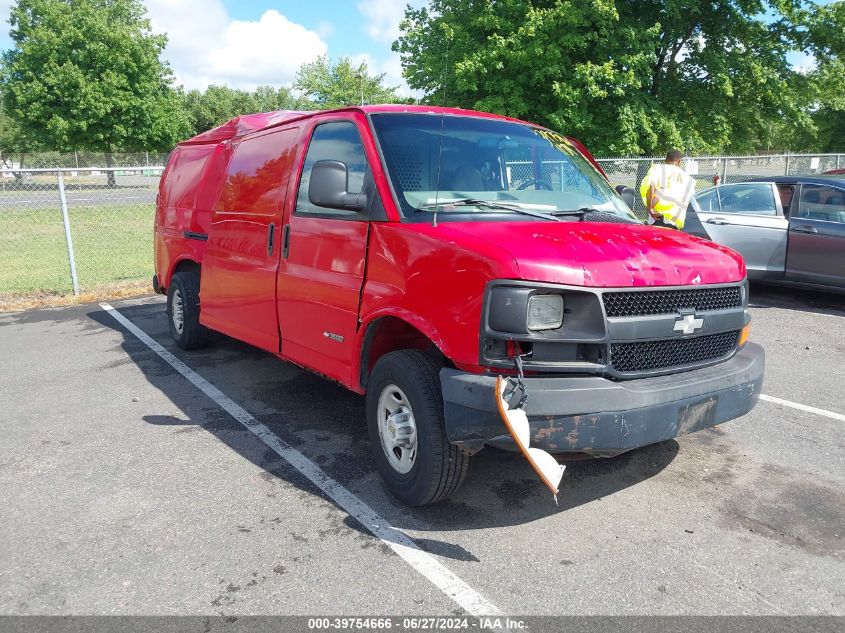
[154,105,765,506]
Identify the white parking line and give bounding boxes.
[759,394,845,422]
[100,302,502,618]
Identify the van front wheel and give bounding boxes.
[366,350,468,506]
[167,272,210,350]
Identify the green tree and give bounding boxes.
[801,1,845,151]
[180,84,313,138]
[181,86,260,137]
[0,0,189,184]
[0,104,42,179]
[294,56,403,109]
[394,0,835,155]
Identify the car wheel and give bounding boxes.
[167,272,210,350]
[366,350,469,506]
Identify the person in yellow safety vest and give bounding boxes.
[639,149,696,229]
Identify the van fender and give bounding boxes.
[355,308,455,393]
[165,253,203,288]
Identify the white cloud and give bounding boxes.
[205,10,327,88]
[316,21,334,39]
[144,0,327,91]
[357,0,406,43]
[357,0,426,44]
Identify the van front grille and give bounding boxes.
[610,330,740,374]
[603,286,742,318]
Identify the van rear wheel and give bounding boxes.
[366,350,469,506]
[167,272,210,350]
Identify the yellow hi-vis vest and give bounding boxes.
[639,163,696,228]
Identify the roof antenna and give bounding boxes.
[431,25,450,228]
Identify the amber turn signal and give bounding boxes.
[738,323,751,347]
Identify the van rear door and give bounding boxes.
[200,126,301,351]
[276,115,379,385]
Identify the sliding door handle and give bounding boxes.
[266,223,276,256]
[791,225,818,234]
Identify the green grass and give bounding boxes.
[0,203,154,295]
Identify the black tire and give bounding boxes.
[167,272,210,350]
[366,350,469,506]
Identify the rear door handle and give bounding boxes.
[267,223,276,256]
[706,217,730,225]
[282,224,291,258]
[791,225,818,234]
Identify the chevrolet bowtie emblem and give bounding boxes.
[674,314,704,335]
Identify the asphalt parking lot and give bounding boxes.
[0,284,843,617]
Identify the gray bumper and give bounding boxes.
[440,343,765,456]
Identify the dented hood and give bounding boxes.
[445,221,746,287]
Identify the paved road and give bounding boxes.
[0,178,158,211]
[0,285,843,616]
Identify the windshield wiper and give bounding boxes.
[551,207,642,223]
[550,207,598,216]
[416,198,561,221]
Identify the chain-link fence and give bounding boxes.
[0,167,163,306]
[597,153,845,218]
[1,152,844,308]
[0,151,170,170]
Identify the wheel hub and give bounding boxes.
[377,385,418,474]
[172,289,185,334]
[387,409,415,448]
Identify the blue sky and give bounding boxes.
[0,0,422,93]
[0,0,820,94]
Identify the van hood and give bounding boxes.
[443,221,746,287]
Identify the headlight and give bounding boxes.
[527,295,564,331]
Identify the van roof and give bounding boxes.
[180,110,314,145]
[178,105,534,147]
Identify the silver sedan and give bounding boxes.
[683,176,845,293]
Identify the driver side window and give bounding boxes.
[295,121,368,217]
[713,183,779,216]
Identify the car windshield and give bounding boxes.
[370,113,637,222]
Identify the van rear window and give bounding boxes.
[217,128,299,214]
[165,146,211,210]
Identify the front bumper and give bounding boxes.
[440,343,765,456]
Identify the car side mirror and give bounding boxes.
[615,185,636,210]
[308,160,367,212]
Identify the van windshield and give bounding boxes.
[370,113,637,222]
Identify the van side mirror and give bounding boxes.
[309,160,367,212]
[615,185,636,211]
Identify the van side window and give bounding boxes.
[296,121,368,217]
[217,127,299,214]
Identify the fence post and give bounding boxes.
[722,157,728,183]
[784,154,790,175]
[57,171,80,296]
[838,154,842,170]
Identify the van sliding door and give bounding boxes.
[199,127,300,351]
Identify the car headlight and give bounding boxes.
[527,294,564,331]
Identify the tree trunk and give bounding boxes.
[14,153,25,183]
[105,150,116,188]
